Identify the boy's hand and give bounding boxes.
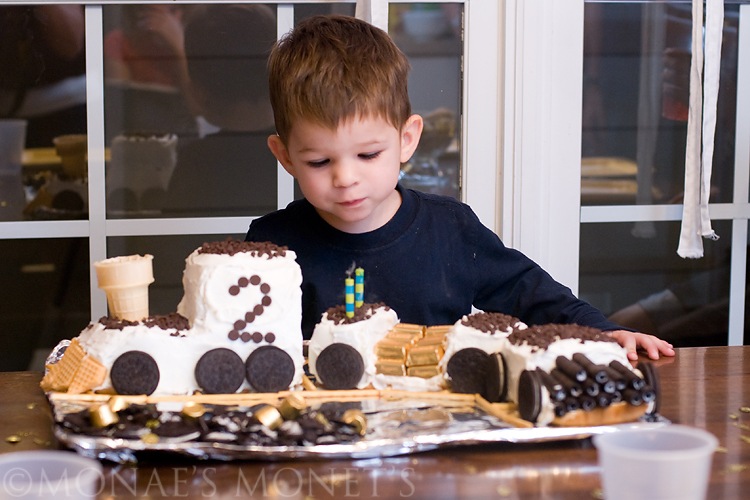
[607,330,675,361]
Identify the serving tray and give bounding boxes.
[48,389,669,464]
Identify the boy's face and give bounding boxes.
[268,114,423,234]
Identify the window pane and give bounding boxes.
[582,3,739,206]
[0,5,87,222]
[0,238,90,371]
[103,4,280,218]
[391,3,463,200]
[580,220,732,347]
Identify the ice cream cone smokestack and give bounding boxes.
[94,254,154,321]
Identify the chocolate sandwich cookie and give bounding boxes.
[484,352,508,403]
[446,347,490,396]
[195,348,246,394]
[110,350,160,395]
[245,345,296,393]
[517,369,543,424]
[636,360,660,414]
[315,343,365,390]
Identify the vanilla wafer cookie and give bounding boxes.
[68,354,107,394]
[41,338,86,391]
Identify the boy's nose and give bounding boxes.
[331,161,357,187]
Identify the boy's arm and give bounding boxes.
[607,330,675,361]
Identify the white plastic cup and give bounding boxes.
[0,450,102,499]
[0,119,27,175]
[593,425,718,500]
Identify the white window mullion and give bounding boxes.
[463,0,500,232]
[503,0,584,292]
[84,4,108,319]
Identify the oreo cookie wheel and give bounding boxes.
[110,350,160,395]
[195,348,246,394]
[315,343,365,390]
[446,348,507,403]
[245,345,296,393]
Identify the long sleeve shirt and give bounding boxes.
[245,185,622,339]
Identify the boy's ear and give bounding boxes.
[400,114,424,163]
[267,135,295,176]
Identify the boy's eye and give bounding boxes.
[359,151,381,160]
[307,159,329,168]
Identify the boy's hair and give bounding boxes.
[268,15,412,143]
[184,4,276,106]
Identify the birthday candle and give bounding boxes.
[354,267,364,307]
[345,277,355,318]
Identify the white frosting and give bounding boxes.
[308,306,399,389]
[503,337,632,425]
[440,314,527,378]
[77,246,304,395]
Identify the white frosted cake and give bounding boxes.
[308,303,399,390]
[41,240,304,396]
[441,311,527,371]
[503,324,655,426]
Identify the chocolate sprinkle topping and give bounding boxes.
[507,324,616,351]
[461,312,521,334]
[198,238,288,258]
[99,313,190,331]
[325,303,390,325]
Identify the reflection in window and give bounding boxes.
[581,3,738,207]
[0,238,90,371]
[103,4,280,217]
[580,220,733,347]
[0,5,88,222]
[391,3,463,200]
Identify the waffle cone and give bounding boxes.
[94,254,154,321]
[103,284,151,321]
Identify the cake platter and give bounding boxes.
[48,389,669,464]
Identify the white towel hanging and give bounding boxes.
[677,0,723,258]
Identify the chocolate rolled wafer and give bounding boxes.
[636,360,660,414]
[555,356,586,382]
[602,366,627,391]
[609,360,646,390]
[622,388,643,406]
[535,368,565,402]
[564,397,580,413]
[596,392,613,408]
[640,385,656,404]
[572,353,609,384]
[600,378,617,395]
[550,368,583,398]
[581,377,600,397]
[580,396,597,412]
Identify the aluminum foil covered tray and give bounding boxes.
[49,390,669,464]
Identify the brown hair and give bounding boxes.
[268,15,412,143]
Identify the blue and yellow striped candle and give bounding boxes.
[345,277,355,318]
[354,267,364,307]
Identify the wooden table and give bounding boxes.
[2,346,749,499]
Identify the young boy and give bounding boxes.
[245,15,674,361]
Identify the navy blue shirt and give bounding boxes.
[245,185,622,338]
